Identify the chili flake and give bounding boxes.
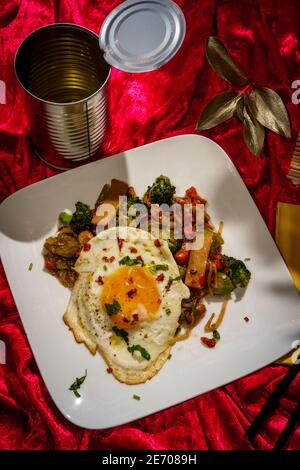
[117,237,124,251]
[96,276,104,285]
[127,288,137,299]
[103,256,115,263]
[200,336,217,348]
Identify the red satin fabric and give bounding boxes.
[0,0,300,450]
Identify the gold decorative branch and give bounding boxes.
[196,37,291,156]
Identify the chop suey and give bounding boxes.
[43,176,251,384]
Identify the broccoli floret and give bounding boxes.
[71,201,92,234]
[212,272,234,295]
[222,255,251,288]
[127,196,142,209]
[144,175,176,206]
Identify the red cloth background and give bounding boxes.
[0,0,300,450]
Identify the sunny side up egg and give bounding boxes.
[64,226,190,384]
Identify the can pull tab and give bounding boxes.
[99,0,186,73]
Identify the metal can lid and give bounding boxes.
[99,0,186,73]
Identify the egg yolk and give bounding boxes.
[101,266,161,330]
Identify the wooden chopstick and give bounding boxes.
[245,360,300,442]
[273,401,300,450]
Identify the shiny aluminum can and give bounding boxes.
[15,23,111,170]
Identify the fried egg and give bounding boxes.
[64,226,190,384]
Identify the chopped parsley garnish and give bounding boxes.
[103,265,108,272]
[244,258,251,262]
[112,326,129,344]
[166,275,181,290]
[105,300,121,316]
[127,344,151,361]
[170,275,181,282]
[28,262,33,271]
[69,369,87,398]
[165,308,171,316]
[213,330,221,340]
[149,264,169,273]
[133,394,141,401]
[168,354,172,360]
[119,256,144,267]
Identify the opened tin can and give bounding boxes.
[15,1,185,169]
[15,23,111,170]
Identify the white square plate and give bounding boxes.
[0,135,299,429]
